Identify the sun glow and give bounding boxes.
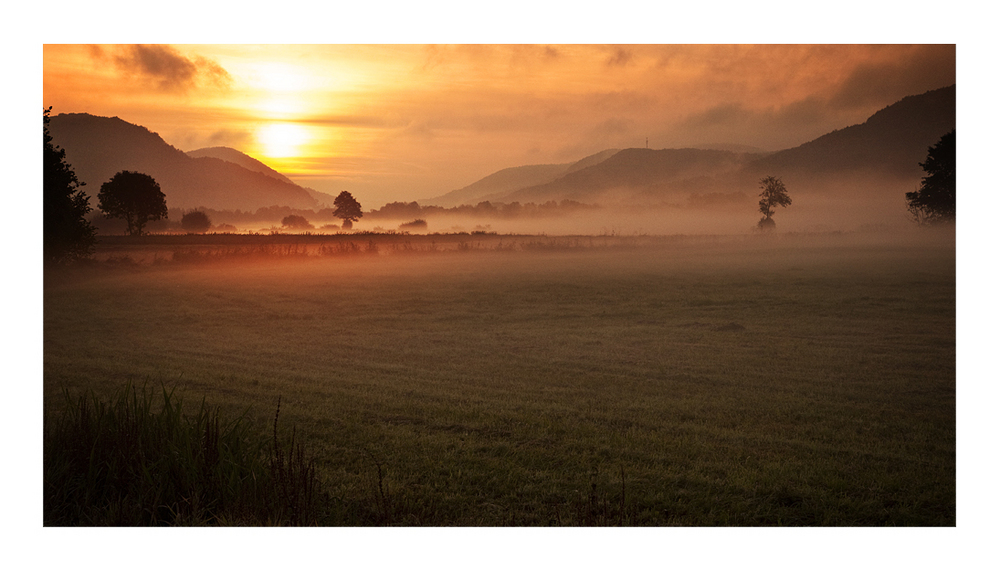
[257,122,310,159]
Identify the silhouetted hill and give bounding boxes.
[48,114,318,211]
[186,146,339,206]
[500,147,753,204]
[187,146,296,185]
[424,149,621,207]
[470,84,955,205]
[744,85,956,179]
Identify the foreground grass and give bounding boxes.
[44,231,955,525]
[44,383,325,526]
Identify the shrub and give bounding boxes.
[399,219,428,230]
[181,211,212,233]
[281,215,314,230]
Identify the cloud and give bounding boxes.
[829,46,955,110]
[111,45,232,92]
[606,48,634,67]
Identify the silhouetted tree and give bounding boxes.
[333,191,363,230]
[281,214,313,229]
[97,171,168,236]
[906,130,955,224]
[757,175,791,231]
[44,107,96,264]
[181,210,211,232]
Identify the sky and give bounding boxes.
[43,43,955,206]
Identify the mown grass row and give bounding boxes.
[44,382,325,526]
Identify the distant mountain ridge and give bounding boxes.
[186,146,340,206]
[424,84,955,207]
[48,114,319,211]
[425,148,620,207]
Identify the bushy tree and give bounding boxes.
[757,175,791,231]
[281,214,313,229]
[333,191,363,230]
[906,130,955,224]
[97,171,168,236]
[181,210,211,232]
[44,107,96,264]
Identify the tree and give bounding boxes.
[281,214,313,229]
[333,191,363,230]
[44,107,96,264]
[906,130,955,224]
[97,171,168,236]
[181,210,211,233]
[757,175,791,231]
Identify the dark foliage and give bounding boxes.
[44,107,97,264]
[757,176,791,230]
[333,191,363,228]
[281,214,314,229]
[98,171,168,236]
[181,210,212,233]
[906,130,956,224]
[399,218,428,230]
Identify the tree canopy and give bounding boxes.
[906,130,955,224]
[44,107,96,264]
[97,171,168,236]
[181,210,211,233]
[333,191,363,229]
[757,175,791,230]
[281,214,313,229]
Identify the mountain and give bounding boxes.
[440,85,955,206]
[47,114,318,211]
[743,84,956,179]
[186,146,297,185]
[424,148,620,207]
[185,146,340,206]
[500,147,754,204]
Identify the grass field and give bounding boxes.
[43,230,955,526]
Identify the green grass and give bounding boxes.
[44,231,955,525]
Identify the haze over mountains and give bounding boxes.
[428,85,955,208]
[47,85,954,216]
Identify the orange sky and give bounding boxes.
[43,44,955,206]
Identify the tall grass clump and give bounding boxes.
[44,382,327,526]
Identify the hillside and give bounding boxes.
[186,146,340,207]
[500,147,753,204]
[744,84,956,179]
[444,84,955,206]
[186,146,296,185]
[48,114,318,211]
[424,148,621,207]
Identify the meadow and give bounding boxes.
[43,230,955,526]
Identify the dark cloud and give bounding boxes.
[111,45,231,92]
[830,45,955,110]
[606,48,633,67]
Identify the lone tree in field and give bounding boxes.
[906,130,955,224]
[181,210,211,233]
[757,175,791,231]
[333,191,363,230]
[98,171,168,236]
[44,107,96,264]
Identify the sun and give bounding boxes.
[257,122,309,159]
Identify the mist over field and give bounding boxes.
[41,43,958,532]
